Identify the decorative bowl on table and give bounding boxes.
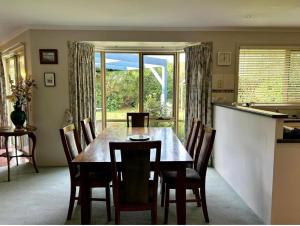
[128,135,150,141]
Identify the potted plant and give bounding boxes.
[6,77,36,129]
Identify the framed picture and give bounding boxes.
[217,52,231,66]
[44,72,56,87]
[39,49,58,64]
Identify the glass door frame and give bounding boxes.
[97,50,183,136]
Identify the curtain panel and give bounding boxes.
[68,41,96,146]
[184,42,213,137]
[0,55,8,148]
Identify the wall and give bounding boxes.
[213,105,279,223]
[2,29,300,165]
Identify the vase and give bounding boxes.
[10,104,27,129]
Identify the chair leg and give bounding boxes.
[164,186,170,224]
[161,179,165,207]
[193,188,201,207]
[77,188,81,206]
[67,184,76,220]
[200,184,209,223]
[115,208,120,225]
[105,184,111,221]
[151,205,157,224]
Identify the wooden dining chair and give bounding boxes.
[126,112,150,127]
[185,118,196,151]
[186,118,202,159]
[80,117,96,145]
[59,124,111,221]
[160,118,203,207]
[109,140,161,224]
[162,127,216,224]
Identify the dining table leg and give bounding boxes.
[176,165,186,224]
[80,165,92,224]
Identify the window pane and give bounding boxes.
[178,53,186,142]
[238,48,300,104]
[150,121,175,129]
[95,52,102,133]
[18,55,26,79]
[143,55,174,118]
[106,53,139,120]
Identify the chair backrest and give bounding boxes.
[195,127,216,180]
[109,141,161,205]
[192,124,205,168]
[186,118,202,159]
[80,117,96,145]
[126,112,150,127]
[185,118,196,148]
[59,124,83,177]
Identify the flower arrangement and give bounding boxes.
[7,77,36,108]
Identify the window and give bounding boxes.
[2,44,26,126]
[238,47,300,104]
[177,53,186,141]
[106,53,139,121]
[143,54,174,118]
[95,51,186,141]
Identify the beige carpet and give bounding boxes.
[0,163,263,225]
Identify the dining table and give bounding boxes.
[72,127,193,224]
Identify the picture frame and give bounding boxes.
[39,49,58,64]
[44,72,56,87]
[217,52,231,66]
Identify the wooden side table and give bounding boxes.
[0,126,39,181]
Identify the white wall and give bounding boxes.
[213,105,278,224]
[2,29,300,166]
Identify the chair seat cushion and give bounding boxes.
[162,168,201,185]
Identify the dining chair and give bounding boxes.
[80,117,96,145]
[109,140,161,224]
[162,126,216,224]
[126,112,150,127]
[185,118,196,151]
[59,124,111,221]
[160,118,203,207]
[186,118,203,159]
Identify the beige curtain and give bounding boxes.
[184,42,213,136]
[0,55,8,148]
[68,42,95,146]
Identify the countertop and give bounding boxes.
[214,103,288,118]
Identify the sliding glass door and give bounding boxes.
[95,51,186,141]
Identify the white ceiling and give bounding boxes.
[1,0,300,45]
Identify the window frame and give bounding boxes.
[2,43,27,126]
[96,50,184,136]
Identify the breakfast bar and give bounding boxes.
[213,103,300,224]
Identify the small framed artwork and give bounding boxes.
[44,72,56,87]
[39,49,58,64]
[217,52,231,66]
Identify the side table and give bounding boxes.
[0,126,39,181]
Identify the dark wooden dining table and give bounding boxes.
[72,127,193,224]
